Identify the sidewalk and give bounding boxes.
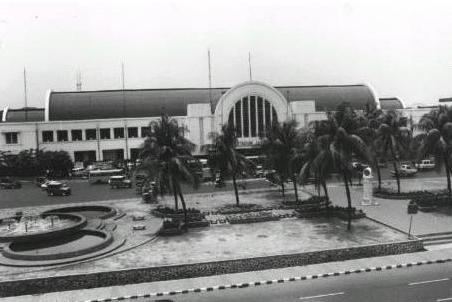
[3,246,452,302]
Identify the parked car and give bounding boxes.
[0,177,21,189]
[391,164,418,177]
[415,159,435,170]
[35,176,48,188]
[46,181,71,196]
[71,167,87,178]
[108,175,132,189]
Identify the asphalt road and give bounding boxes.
[0,178,271,210]
[134,262,452,302]
[0,168,447,210]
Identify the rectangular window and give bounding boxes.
[250,96,257,137]
[257,97,264,136]
[141,127,150,138]
[42,131,54,143]
[100,128,111,139]
[113,127,124,139]
[235,102,242,137]
[85,129,97,140]
[57,130,68,142]
[127,127,138,138]
[4,132,18,144]
[243,97,249,137]
[71,129,83,141]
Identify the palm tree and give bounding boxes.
[376,111,412,194]
[139,114,199,228]
[299,129,332,202]
[356,109,384,190]
[310,104,369,230]
[416,105,452,197]
[262,120,304,202]
[208,123,254,206]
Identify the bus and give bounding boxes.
[88,169,124,184]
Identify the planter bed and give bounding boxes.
[151,207,203,219]
[229,216,280,224]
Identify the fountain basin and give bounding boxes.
[43,205,116,220]
[2,229,113,261]
[0,213,86,243]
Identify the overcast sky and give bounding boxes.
[1,0,452,109]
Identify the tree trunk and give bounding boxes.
[389,144,400,193]
[321,180,330,202]
[232,173,240,206]
[172,178,178,210]
[444,153,452,198]
[392,161,400,194]
[291,176,299,202]
[281,182,286,201]
[342,169,352,231]
[321,179,330,216]
[177,187,188,231]
[374,158,382,190]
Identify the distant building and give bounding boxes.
[0,80,420,165]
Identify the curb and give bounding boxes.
[81,258,452,302]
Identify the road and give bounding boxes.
[0,178,271,210]
[0,168,447,210]
[133,262,452,302]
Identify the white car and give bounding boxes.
[391,164,418,177]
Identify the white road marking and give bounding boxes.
[437,297,452,301]
[408,278,449,286]
[299,292,345,300]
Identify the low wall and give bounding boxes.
[0,239,423,297]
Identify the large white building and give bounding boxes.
[0,80,409,164]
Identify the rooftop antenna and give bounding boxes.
[23,68,28,121]
[76,69,82,91]
[208,49,213,113]
[248,52,252,81]
[121,62,125,90]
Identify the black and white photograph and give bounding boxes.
[1,0,452,301]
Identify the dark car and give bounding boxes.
[0,177,21,189]
[35,176,48,188]
[46,181,71,196]
[108,175,132,189]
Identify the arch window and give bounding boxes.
[227,96,277,137]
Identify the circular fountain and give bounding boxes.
[0,213,86,243]
[0,206,122,265]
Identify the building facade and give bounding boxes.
[0,80,408,164]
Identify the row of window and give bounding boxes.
[4,132,18,145]
[41,127,150,143]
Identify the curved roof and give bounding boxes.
[379,97,404,110]
[2,108,45,123]
[48,84,378,121]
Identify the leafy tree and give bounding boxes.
[309,103,369,230]
[416,105,452,197]
[376,111,412,193]
[262,120,304,202]
[208,123,254,206]
[139,114,199,227]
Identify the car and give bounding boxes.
[71,167,87,177]
[415,159,435,170]
[0,177,21,189]
[35,176,48,187]
[108,175,132,189]
[46,181,71,196]
[391,164,418,177]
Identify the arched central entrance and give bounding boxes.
[227,96,278,137]
[214,81,289,135]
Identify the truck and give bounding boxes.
[415,159,435,170]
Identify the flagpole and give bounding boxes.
[248,52,252,81]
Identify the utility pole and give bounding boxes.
[248,52,252,81]
[208,49,213,114]
[23,68,28,122]
[121,62,129,161]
